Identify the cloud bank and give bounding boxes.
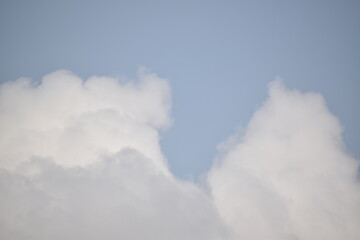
[0,70,359,240]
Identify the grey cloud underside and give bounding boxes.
[0,70,359,240]
[0,149,227,240]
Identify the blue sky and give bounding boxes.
[0,0,359,179]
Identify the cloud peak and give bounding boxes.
[208,80,360,240]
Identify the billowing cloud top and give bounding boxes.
[0,70,359,240]
[0,68,171,172]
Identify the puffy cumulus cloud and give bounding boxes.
[208,80,360,240]
[0,70,359,240]
[0,69,228,240]
[0,68,171,172]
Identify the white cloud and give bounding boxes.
[208,79,360,240]
[0,68,228,240]
[0,68,171,172]
[0,71,359,240]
